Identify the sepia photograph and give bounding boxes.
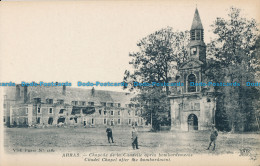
[0,0,259,166]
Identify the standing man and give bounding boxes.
[132,126,139,149]
[106,126,114,143]
[207,125,218,151]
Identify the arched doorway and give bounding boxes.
[187,114,198,131]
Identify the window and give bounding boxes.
[191,47,197,55]
[91,118,94,125]
[111,119,114,126]
[103,118,107,125]
[57,100,64,104]
[118,103,121,107]
[135,110,138,116]
[108,103,113,107]
[101,102,106,107]
[111,111,114,116]
[59,109,64,114]
[128,119,132,125]
[118,111,121,116]
[46,99,53,104]
[4,104,6,109]
[187,74,196,92]
[128,110,131,116]
[82,101,86,106]
[34,98,41,103]
[37,107,41,114]
[49,108,53,114]
[207,98,211,102]
[26,108,29,115]
[99,110,102,115]
[104,110,107,116]
[195,30,201,40]
[48,117,53,125]
[118,119,121,125]
[37,117,41,124]
[191,30,195,40]
[88,102,94,106]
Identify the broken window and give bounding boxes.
[118,111,120,116]
[74,118,77,123]
[104,111,107,116]
[57,117,65,124]
[71,109,80,115]
[111,111,114,116]
[48,117,53,125]
[99,110,102,115]
[103,118,107,124]
[59,109,64,114]
[37,117,41,124]
[101,102,106,107]
[82,101,86,106]
[128,110,131,116]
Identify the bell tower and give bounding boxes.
[188,8,206,64]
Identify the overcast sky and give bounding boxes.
[0,0,259,91]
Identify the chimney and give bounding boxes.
[15,85,21,101]
[62,85,66,95]
[24,86,28,103]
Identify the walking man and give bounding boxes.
[132,126,139,149]
[106,126,114,143]
[207,125,218,151]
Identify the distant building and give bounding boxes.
[168,8,216,131]
[3,85,145,127]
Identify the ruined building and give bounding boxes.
[3,85,145,127]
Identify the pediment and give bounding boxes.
[179,59,203,70]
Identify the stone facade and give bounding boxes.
[169,8,216,131]
[4,85,145,128]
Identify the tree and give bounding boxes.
[123,27,189,130]
[206,7,259,132]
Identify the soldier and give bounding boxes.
[207,125,218,151]
[106,126,114,143]
[132,126,139,149]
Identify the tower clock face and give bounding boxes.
[191,47,197,55]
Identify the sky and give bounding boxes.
[0,0,259,91]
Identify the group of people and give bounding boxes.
[106,126,139,150]
[105,125,218,151]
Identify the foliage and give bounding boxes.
[206,7,259,132]
[124,27,189,130]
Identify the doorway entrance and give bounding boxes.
[187,114,198,131]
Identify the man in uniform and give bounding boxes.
[132,126,139,149]
[207,125,218,151]
[106,126,114,143]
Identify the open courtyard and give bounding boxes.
[4,127,260,156]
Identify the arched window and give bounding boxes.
[188,74,196,92]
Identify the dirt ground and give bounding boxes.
[4,127,260,155]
